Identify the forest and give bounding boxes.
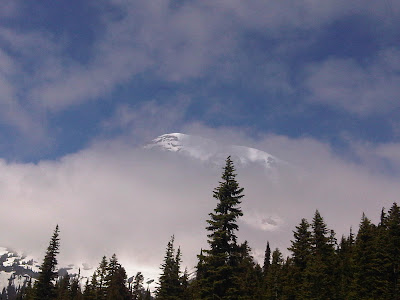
[2,156,400,300]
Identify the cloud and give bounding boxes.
[1,127,400,281]
[0,46,47,143]
[304,49,400,115]
[0,0,398,154]
[101,98,191,144]
[3,0,399,112]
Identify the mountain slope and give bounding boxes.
[145,133,284,169]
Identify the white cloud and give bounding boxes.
[2,0,398,113]
[101,98,191,144]
[1,128,399,280]
[304,49,400,115]
[0,0,398,151]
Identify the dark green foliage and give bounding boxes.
[234,241,263,300]
[199,156,244,299]
[35,225,60,300]
[105,254,131,300]
[287,218,312,299]
[263,242,271,276]
[386,203,400,299]
[131,272,145,300]
[156,236,184,299]
[56,274,71,300]
[336,230,355,299]
[265,249,284,300]
[352,214,382,299]
[303,211,337,300]
[6,160,400,300]
[70,273,83,300]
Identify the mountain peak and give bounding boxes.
[145,133,284,169]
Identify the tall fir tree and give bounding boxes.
[97,256,109,300]
[352,213,381,299]
[265,249,284,300]
[156,236,183,300]
[263,241,271,276]
[35,225,60,300]
[288,218,312,299]
[105,254,130,300]
[385,203,400,299]
[200,156,244,299]
[336,230,355,299]
[303,211,337,300]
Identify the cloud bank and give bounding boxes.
[0,0,399,146]
[1,128,399,280]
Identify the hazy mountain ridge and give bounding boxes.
[145,133,285,169]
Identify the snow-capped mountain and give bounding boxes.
[0,247,92,294]
[0,133,285,293]
[145,133,285,169]
[0,247,39,292]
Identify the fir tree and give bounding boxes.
[385,203,400,299]
[288,218,312,299]
[336,230,355,299]
[352,213,380,299]
[35,225,60,300]
[132,272,145,300]
[266,249,284,300]
[105,254,130,300]
[70,271,83,300]
[97,256,109,300]
[200,156,244,299]
[156,236,183,299]
[56,274,71,300]
[303,211,337,300]
[180,268,190,300]
[235,241,263,300]
[263,242,271,276]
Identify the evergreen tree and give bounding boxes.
[235,241,263,299]
[96,256,108,300]
[265,249,284,300]
[156,236,183,299]
[132,272,145,300]
[180,268,190,300]
[35,225,60,300]
[56,274,71,300]
[105,254,130,300]
[200,156,244,299]
[70,271,83,300]
[263,242,271,276]
[303,211,337,300]
[336,230,355,299]
[352,213,381,299]
[288,218,312,299]
[385,203,400,299]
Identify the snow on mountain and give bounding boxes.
[0,247,93,293]
[0,133,285,292]
[145,133,285,169]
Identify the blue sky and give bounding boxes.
[2,0,400,280]
[0,0,399,162]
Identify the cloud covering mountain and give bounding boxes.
[1,129,399,282]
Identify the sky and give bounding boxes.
[1,0,400,282]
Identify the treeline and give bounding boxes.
[3,156,400,299]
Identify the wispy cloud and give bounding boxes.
[0,0,398,151]
[1,127,399,277]
[101,97,191,144]
[304,49,400,115]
